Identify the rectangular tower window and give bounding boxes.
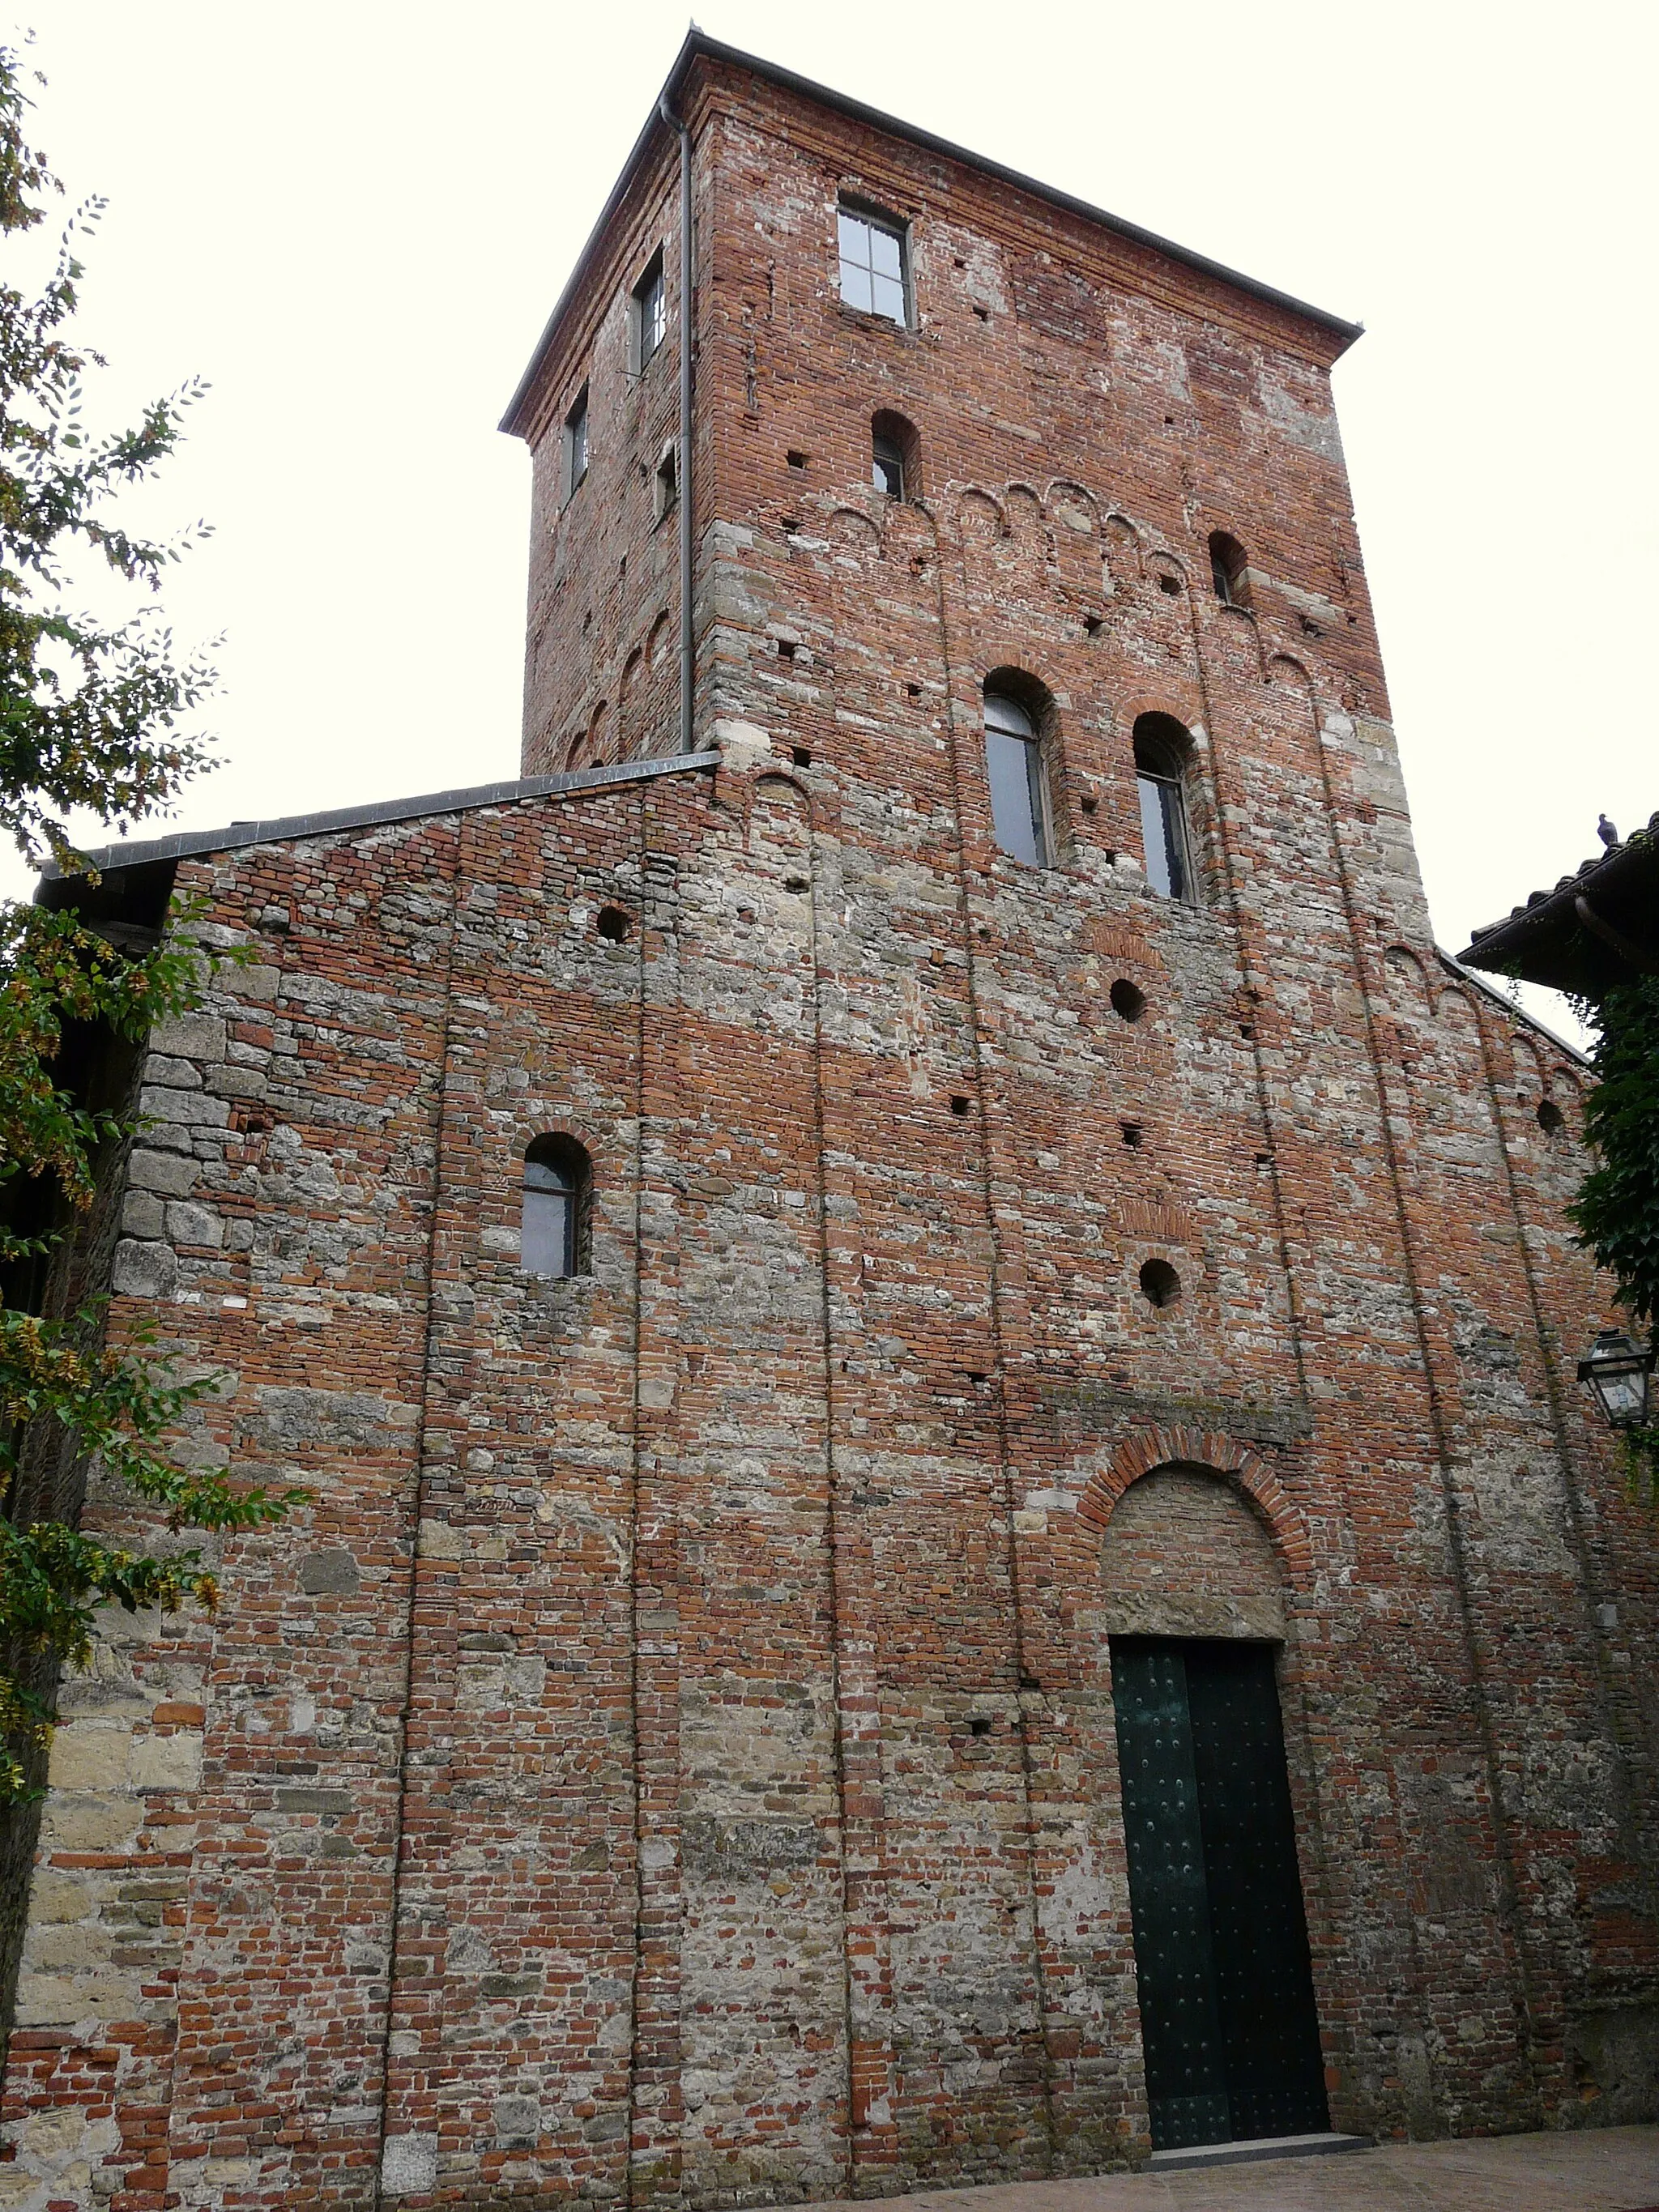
[838,204,908,325]
[634,249,667,370]
[1138,773,1190,899]
[984,691,1049,867]
[872,429,905,500]
[564,385,589,500]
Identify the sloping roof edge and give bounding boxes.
[36,750,718,887]
[500,29,1364,439]
[1435,947,1592,1070]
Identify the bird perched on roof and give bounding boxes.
[1597,813,1618,849]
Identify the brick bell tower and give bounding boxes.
[497,26,1654,2180]
[3,31,1651,2211]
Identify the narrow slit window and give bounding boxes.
[871,410,918,501]
[872,430,904,500]
[838,204,908,325]
[522,1136,590,1279]
[564,385,589,500]
[1209,530,1251,609]
[1134,714,1196,902]
[984,691,1049,867]
[654,442,677,522]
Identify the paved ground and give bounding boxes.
[767,2129,1659,2211]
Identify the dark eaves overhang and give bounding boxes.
[500,29,1365,440]
[36,751,717,899]
[1459,812,1659,1003]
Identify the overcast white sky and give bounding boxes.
[14,1,1655,1045]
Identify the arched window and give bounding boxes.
[1134,713,1196,901]
[1208,531,1251,610]
[522,1136,590,1278]
[871,410,919,501]
[983,688,1049,867]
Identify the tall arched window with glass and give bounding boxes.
[983,691,1049,867]
[522,1137,588,1278]
[1134,715,1195,901]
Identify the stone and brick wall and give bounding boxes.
[2,42,1654,2212]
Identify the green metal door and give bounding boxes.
[1111,1638,1328,2151]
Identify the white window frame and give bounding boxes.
[633,248,667,373]
[838,200,911,327]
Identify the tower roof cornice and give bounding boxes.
[500,29,1363,441]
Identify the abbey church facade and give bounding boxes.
[3,32,1654,2209]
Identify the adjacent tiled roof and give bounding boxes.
[1460,810,1659,1002]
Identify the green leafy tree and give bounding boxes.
[0,42,298,1809]
[1569,973,1659,1502]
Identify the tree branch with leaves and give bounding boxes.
[0,39,300,1809]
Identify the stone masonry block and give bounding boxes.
[150,1013,228,1061]
[110,1238,177,1299]
[126,1147,203,1195]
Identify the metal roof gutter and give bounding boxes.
[500,29,1363,439]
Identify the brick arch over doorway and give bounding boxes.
[1077,1425,1311,1579]
[1098,1464,1288,1641]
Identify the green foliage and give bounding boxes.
[1568,974,1659,1506]
[0,40,301,1806]
[1,48,214,876]
[0,897,208,1238]
[0,1311,301,1802]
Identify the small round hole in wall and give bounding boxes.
[1158,573,1182,595]
[595,906,632,943]
[1537,1098,1566,1134]
[783,873,809,893]
[1110,978,1146,1023]
[969,1716,992,1737]
[1081,793,1099,815]
[950,1094,971,1117]
[791,745,812,768]
[1139,1258,1181,1309]
[1120,1121,1143,1149]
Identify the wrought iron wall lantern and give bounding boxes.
[1576,1329,1656,1430]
